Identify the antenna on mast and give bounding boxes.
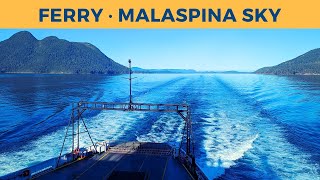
[126,59,136,110]
[129,59,133,104]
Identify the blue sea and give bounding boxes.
[0,73,319,179]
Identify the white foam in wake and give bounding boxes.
[137,114,184,148]
[198,110,258,179]
[0,111,143,176]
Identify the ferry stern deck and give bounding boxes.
[37,142,194,180]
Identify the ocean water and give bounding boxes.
[0,73,319,179]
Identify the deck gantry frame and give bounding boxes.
[57,60,194,167]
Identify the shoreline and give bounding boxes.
[0,72,126,75]
[1,72,320,76]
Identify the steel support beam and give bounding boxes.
[73,102,189,113]
[69,101,192,157]
[58,102,193,168]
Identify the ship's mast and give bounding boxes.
[129,59,132,104]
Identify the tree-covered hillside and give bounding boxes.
[0,31,128,74]
[255,48,320,75]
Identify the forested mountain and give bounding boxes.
[255,48,320,75]
[0,31,128,74]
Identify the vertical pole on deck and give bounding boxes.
[129,59,132,105]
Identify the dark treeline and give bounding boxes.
[0,31,128,74]
[256,48,320,75]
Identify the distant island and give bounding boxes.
[255,48,320,75]
[0,31,128,74]
[132,67,250,74]
[132,67,197,74]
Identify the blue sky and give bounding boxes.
[0,29,319,71]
